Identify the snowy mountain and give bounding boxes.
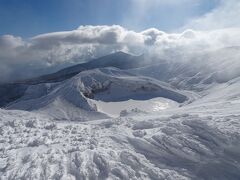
[1,49,240,179]
[5,67,188,121]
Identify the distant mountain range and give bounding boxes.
[16,51,146,85]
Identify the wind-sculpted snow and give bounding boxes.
[1,99,240,180]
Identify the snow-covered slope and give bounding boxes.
[131,47,240,92]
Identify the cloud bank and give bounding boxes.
[0,0,240,82]
[1,25,240,82]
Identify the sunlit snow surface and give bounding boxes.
[94,97,178,117]
[1,96,240,179]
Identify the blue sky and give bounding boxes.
[0,0,219,37]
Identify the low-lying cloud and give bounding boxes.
[0,25,240,83]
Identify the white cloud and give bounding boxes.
[131,0,197,6]
[31,25,125,49]
[184,0,240,30]
[0,35,25,59]
[0,35,24,48]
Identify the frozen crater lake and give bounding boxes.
[94,97,179,117]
